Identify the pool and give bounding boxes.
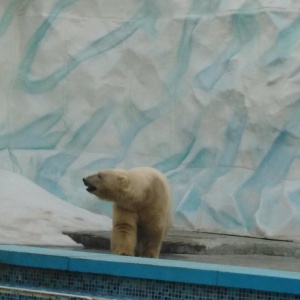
[0,245,299,299]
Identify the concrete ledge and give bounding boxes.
[64,229,300,257]
[64,230,206,255]
[0,245,300,295]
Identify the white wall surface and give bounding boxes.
[1,0,300,240]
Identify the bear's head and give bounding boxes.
[83,169,129,202]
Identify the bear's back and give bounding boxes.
[128,167,171,197]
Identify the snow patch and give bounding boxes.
[0,170,112,247]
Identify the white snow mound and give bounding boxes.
[0,170,112,247]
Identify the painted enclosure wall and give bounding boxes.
[1,0,300,240]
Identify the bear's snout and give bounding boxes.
[83,178,96,193]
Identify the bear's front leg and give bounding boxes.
[111,206,137,256]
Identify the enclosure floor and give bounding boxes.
[161,253,300,272]
[65,229,300,273]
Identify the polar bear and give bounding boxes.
[83,167,172,258]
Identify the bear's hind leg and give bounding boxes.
[137,230,164,258]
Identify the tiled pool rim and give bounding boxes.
[0,245,299,298]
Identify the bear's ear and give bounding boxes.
[118,174,129,188]
[118,174,127,181]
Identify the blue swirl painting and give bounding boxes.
[1,0,300,239]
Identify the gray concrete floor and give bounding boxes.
[161,253,300,272]
[65,229,300,273]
